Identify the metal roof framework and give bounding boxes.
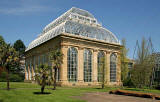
[26,7,120,51]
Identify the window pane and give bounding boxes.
[110,53,117,82]
[84,49,92,82]
[67,47,78,82]
[97,51,105,82]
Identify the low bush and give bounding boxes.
[0,72,7,82]
[123,77,134,87]
[9,74,23,82]
[0,72,24,82]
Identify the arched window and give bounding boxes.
[67,47,78,82]
[84,49,92,82]
[33,56,36,70]
[97,51,105,82]
[38,56,40,65]
[110,53,117,82]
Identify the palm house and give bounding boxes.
[25,7,122,86]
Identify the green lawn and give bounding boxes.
[0,82,117,102]
[0,82,160,102]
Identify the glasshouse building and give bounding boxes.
[25,7,122,86]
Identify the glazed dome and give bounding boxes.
[26,7,119,51]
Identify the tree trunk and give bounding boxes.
[6,67,10,90]
[102,64,105,89]
[53,68,57,90]
[102,83,104,89]
[150,67,155,88]
[102,77,105,89]
[41,85,45,94]
[41,76,46,94]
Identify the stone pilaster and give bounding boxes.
[78,47,84,82]
[116,52,121,85]
[25,66,28,80]
[92,49,98,82]
[60,45,68,83]
[105,51,111,84]
[28,66,31,80]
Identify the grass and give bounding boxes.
[0,82,117,102]
[0,82,160,102]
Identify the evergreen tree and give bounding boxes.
[0,35,5,46]
[13,39,26,57]
[13,39,25,75]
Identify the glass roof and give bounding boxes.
[26,7,120,51]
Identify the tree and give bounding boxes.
[13,40,25,75]
[35,64,52,93]
[131,37,155,88]
[50,49,63,90]
[13,39,26,57]
[0,35,5,46]
[120,39,129,83]
[99,57,105,89]
[0,35,6,74]
[0,44,19,90]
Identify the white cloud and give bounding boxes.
[0,6,47,15]
[0,0,59,15]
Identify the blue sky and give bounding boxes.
[0,0,160,58]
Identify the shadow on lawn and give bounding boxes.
[0,88,16,90]
[0,99,3,102]
[33,92,51,95]
[95,88,103,89]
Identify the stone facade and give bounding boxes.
[25,7,122,86]
[25,33,122,86]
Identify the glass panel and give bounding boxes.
[84,49,92,82]
[56,68,60,81]
[110,53,117,82]
[67,47,78,82]
[97,51,105,82]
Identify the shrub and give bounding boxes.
[0,72,23,82]
[9,74,23,82]
[123,77,134,87]
[0,72,7,82]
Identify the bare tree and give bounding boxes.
[131,37,155,88]
[120,38,129,83]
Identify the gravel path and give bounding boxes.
[74,92,160,102]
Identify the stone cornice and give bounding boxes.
[25,33,121,57]
[60,33,122,48]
